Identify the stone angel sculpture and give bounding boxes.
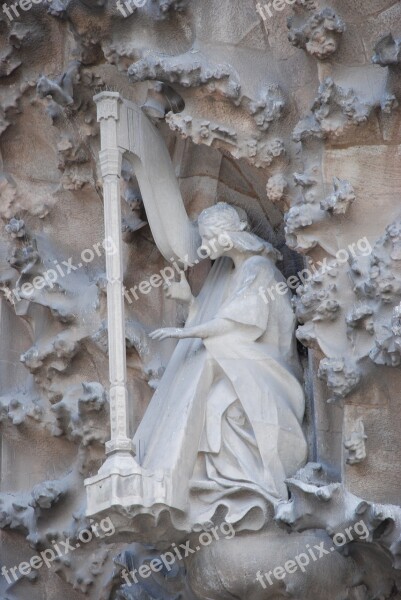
[135,202,307,528]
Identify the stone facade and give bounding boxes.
[1,1,401,598]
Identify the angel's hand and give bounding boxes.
[164,271,193,303]
[149,327,185,341]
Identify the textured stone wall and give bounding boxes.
[2,1,401,598]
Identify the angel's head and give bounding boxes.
[198,202,280,261]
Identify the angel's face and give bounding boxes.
[199,225,233,260]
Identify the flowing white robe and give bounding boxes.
[133,254,307,527]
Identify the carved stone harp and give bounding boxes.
[84,92,201,518]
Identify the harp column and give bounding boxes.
[85,91,178,517]
[95,92,135,461]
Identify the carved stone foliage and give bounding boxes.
[129,50,288,169]
[128,52,242,103]
[293,77,374,143]
[292,219,401,399]
[318,357,361,403]
[373,33,401,67]
[288,8,345,60]
[320,177,356,216]
[276,462,401,576]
